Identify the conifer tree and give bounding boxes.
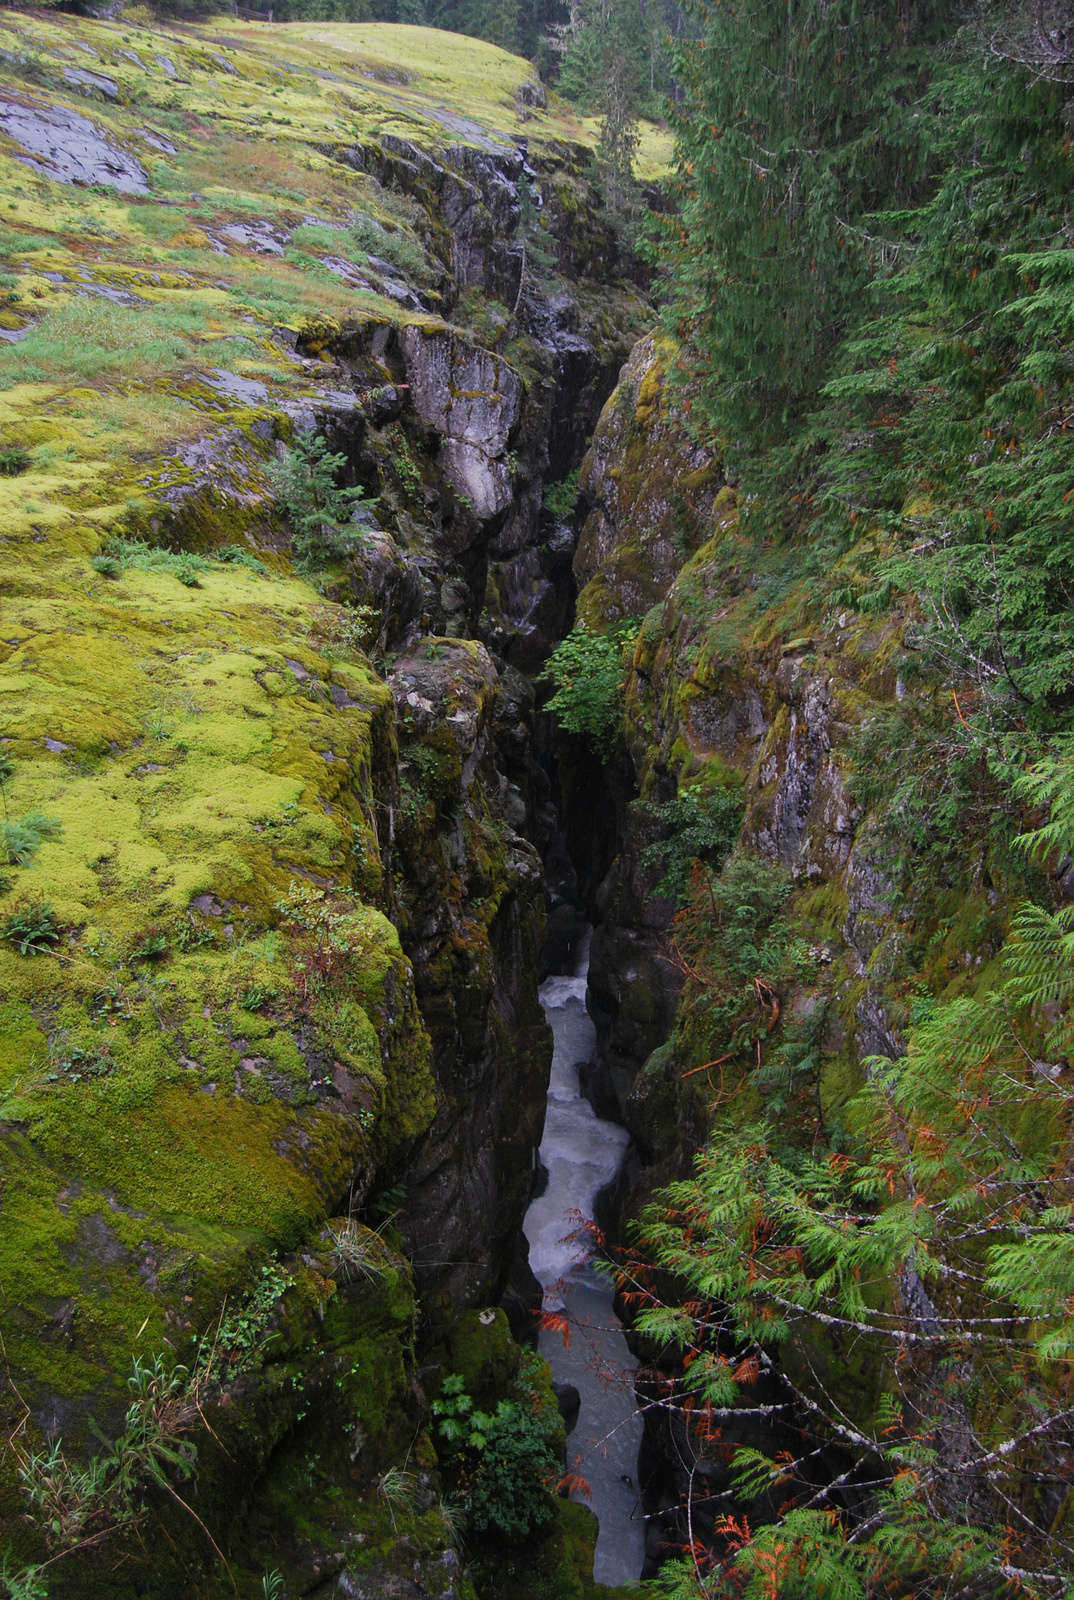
[662,0,952,451]
[596,0,643,233]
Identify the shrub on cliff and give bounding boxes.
[432,1366,561,1543]
[545,620,637,745]
[639,782,744,904]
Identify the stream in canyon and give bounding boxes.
[523,930,647,1585]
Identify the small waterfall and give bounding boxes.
[523,930,646,1585]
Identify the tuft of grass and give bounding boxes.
[89,391,212,451]
[325,1219,385,1285]
[290,216,430,284]
[0,223,51,260]
[2,814,62,868]
[376,1465,419,1528]
[0,299,193,389]
[104,538,211,586]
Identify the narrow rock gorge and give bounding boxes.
[3,6,1074,1599]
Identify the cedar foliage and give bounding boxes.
[613,766,1074,1596]
[630,811,1074,1594]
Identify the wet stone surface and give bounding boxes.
[0,93,148,191]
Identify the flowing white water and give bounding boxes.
[523,932,646,1585]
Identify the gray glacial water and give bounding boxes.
[523,933,646,1585]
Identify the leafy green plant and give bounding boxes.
[173,557,202,589]
[545,620,638,744]
[2,813,62,867]
[308,602,378,660]
[542,468,579,519]
[267,432,369,571]
[199,1263,294,1381]
[369,1180,406,1222]
[240,983,278,1012]
[174,918,216,952]
[0,1552,47,1600]
[261,1569,286,1600]
[0,901,59,956]
[385,424,420,496]
[274,881,384,995]
[217,542,269,576]
[52,1043,115,1084]
[129,927,168,962]
[0,447,30,476]
[432,1373,485,1449]
[639,782,743,904]
[432,1372,560,1544]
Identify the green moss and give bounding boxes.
[441,1306,521,1407]
[0,420,437,1591]
[477,1498,639,1600]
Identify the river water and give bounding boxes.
[523,932,646,1585]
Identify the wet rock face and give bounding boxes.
[401,325,523,523]
[0,91,148,190]
[748,657,857,877]
[386,641,552,1322]
[326,132,649,664]
[584,776,684,1121]
[336,136,526,308]
[574,336,722,625]
[568,332,915,1152]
